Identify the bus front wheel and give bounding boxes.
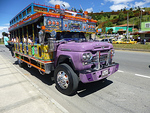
[54,63,79,95]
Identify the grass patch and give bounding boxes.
[0,42,4,44]
[113,43,150,50]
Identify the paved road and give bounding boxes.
[0,44,150,113]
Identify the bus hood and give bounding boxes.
[58,41,113,52]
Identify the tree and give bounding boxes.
[104,21,113,27]
[129,8,133,11]
[108,28,113,34]
[107,13,111,18]
[123,7,126,11]
[118,12,125,21]
[1,32,6,43]
[79,8,83,13]
[137,6,141,11]
[129,11,134,17]
[113,16,117,19]
[103,13,107,17]
[74,8,77,12]
[91,14,103,21]
[97,20,102,26]
[71,7,77,12]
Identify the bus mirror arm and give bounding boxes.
[38,30,45,45]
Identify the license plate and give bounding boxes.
[102,70,108,77]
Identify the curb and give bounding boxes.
[114,48,150,52]
[11,62,69,113]
[0,51,69,113]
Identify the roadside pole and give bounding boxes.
[127,12,129,39]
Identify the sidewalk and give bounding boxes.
[0,54,63,113]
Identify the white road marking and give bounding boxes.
[117,70,150,79]
[118,70,124,73]
[135,74,150,79]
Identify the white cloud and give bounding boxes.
[134,0,150,8]
[144,0,150,3]
[4,23,9,26]
[0,26,9,38]
[107,0,150,11]
[86,7,93,13]
[48,0,70,8]
[106,0,134,4]
[101,3,104,5]
[110,4,128,11]
[134,2,146,7]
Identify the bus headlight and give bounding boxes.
[82,53,92,61]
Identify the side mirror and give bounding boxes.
[51,30,56,38]
[48,38,56,52]
[38,30,45,45]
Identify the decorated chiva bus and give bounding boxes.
[8,3,119,95]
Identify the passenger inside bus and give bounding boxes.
[28,35,33,43]
[35,34,39,44]
[11,37,16,42]
[23,37,27,43]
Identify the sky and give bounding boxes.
[0,0,150,38]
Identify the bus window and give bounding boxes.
[56,32,61,40]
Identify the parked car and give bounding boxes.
[123,39,137,44]
[101,38,112,43]
[112,40,124,44]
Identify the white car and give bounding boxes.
[101,39,112,43]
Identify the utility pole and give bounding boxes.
[133,19,134,32]
[127,12,129,39]
[140,10,142,31]
[139,10,142,31]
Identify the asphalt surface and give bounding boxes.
[0,44,150,113]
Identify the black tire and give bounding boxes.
[17,59,25,67]
[54,63,79,95]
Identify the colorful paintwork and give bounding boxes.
[9,3,97,33]
[44,17,62,31]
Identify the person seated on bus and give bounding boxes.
[28,36,33,44]
[35,34,39,44]
[23,37,27,43]
[28,35,34,56]
[16,37,19,43]
[11,37,16,42]
[10,37,16,49]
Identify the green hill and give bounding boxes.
[89,8,150,33]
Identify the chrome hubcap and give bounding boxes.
[57,71,69,89]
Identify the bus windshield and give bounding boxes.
[56,32,86,41]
